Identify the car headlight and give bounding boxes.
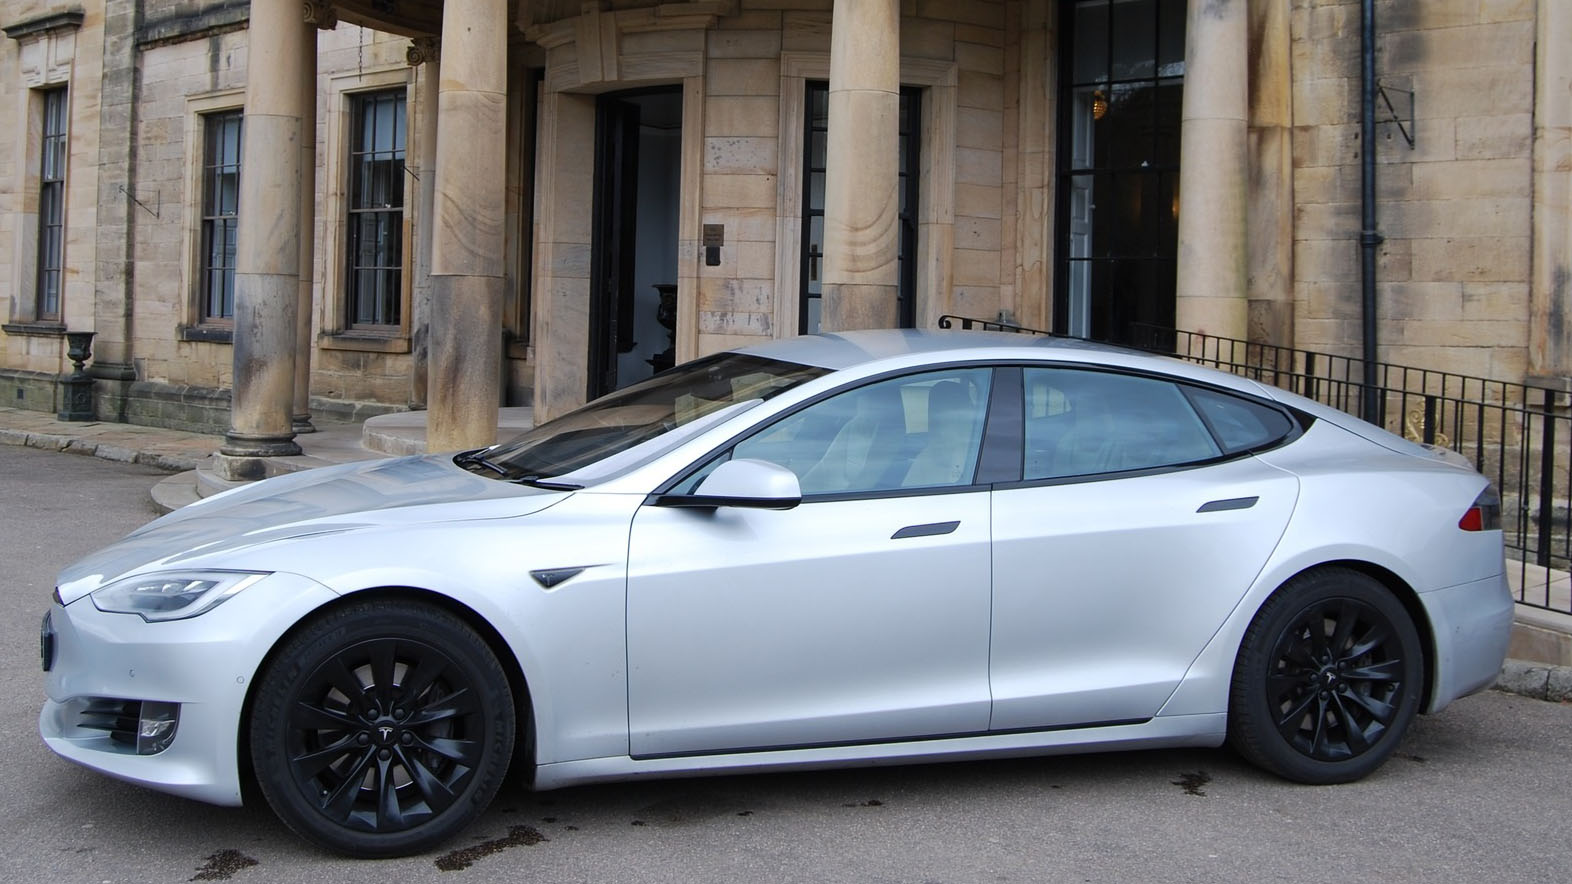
[90,571,269,622]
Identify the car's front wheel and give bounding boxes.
[1228,568,1423,784]
[249,598,515,857]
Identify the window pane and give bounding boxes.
[1023,368,1219,479]
[1158,0,1187,77]
[1073,1,1109,84]
[1111,0,1157,80]
[201,110,243,320]
[733,368,992,495]
[348,90,406,326]
[1185,387,1295,453]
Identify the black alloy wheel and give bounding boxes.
[251,599,515,857]
[1228,568,1423,784]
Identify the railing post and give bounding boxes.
[1422,395,1437,445]
[1538,397,1557,568]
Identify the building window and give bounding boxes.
[36,87,68,322]
[346,89,406,328]
[799,81,921,334]
[1054,0,1185,344]
[200,110,242,322]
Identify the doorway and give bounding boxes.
[1053,0,1185,344]
[589,87,683,399]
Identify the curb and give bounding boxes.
[1492,659,1572,703]
[1,427,207,472]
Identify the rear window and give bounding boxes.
[1183,386,1296,453]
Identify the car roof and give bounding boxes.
[733,329,1285,400]
[735,328,1130,370]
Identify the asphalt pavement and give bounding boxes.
[3,443,1572,884]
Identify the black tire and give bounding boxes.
[249,599,515,857]
[1228,568,1423,784]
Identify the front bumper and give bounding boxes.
[1419,571,1515,713]
[39,572,339,806]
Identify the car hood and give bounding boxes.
[55,455,571,603]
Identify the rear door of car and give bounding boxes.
[987,366,1301,730]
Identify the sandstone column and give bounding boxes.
[217,0,306,478]
[408,38,440,410]
[427,0,507,452]
[292,17,323,434]
[820,0,900,331]
[1246,0,1293,347]
[1530,0,1572,380]
[1175,0,1249,339]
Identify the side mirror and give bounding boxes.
[661,458,802,510]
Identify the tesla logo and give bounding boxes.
[379,726,395,741]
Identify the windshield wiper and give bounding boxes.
[514,475,584,490]
[454,450,512,477]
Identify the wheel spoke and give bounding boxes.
[290,734,359,778]
[1345,622,1391,660]
[369,640,398,703]
[401,653,448,703]
[1330,693,1369,754]
[397,746,457,813]
[406,687,479,726]
[1344,658,1404,683]
[1305,605,1332,659]
[1274,691,1317,739]
[291,700,360,732]
[1306,695,1329,756]
[374,755,404,831]
[1328,601,1358,655]
[1266,672,1305,703]
[323,657,369,709]
[319,749,375,822]
[416,735,483,767]
[1340,687,1397,724]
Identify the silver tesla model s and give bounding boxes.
[40,329,1513,856]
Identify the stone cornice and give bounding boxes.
[3,10,84,41]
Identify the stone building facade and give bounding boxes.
[1,0,1567,475]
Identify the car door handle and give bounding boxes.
[1197,496,1259,513]
[891,521,960,539]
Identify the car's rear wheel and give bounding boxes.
[249,599,514,857]
[1228,568,1423,784]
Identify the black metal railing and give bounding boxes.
[937,314,1572,614]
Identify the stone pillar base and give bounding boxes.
[292,414,317,434]
[219,429,301,465]
[212,442,299,481]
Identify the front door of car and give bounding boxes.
[626,368,997,757]
[988,367,1301,730]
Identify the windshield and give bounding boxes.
[467,352,829,480]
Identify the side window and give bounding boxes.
[1184,386,1295,453]
[694,368,993,497]
[1023,368,1220,480]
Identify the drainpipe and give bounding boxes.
[1359,0,1382,424]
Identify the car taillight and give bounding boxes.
[1459,485,1501,532]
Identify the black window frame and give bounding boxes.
[799,82,922,334]
[199,108,243,323]
[1052,0,1186,344]
[996,364,1306,489]
[36,86,68,322]
[345,88,407,330]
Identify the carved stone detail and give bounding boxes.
[303,1,338,29]
[406,36,440,67]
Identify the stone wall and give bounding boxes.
[125,28,248,392]
[692,0,1012,357]
[1291,0,1536,381]
[0,1,108,378]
